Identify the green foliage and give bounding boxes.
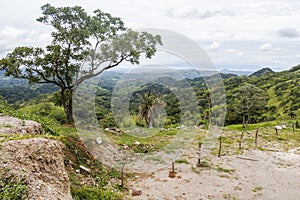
[216,167,235,174]
[252,186,263,192]
[0,170,28,200]
[296,121,300,129]
[0,96,12,113]
[18,102,67,124]
[71,186,122,200]
[175,159,189,164]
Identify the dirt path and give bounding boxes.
[125,149,300,200]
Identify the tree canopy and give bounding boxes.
[0,4,162,123]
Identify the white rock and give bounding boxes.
[96,137,102,144]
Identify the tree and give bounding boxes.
[234,83,267,129]
[138,91,165,128]
[0,4,162,123]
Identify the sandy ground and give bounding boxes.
[125,148,300,200]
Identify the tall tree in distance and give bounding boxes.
[234,83,268,129]
[138,91,166,128]
[0,4,162,123]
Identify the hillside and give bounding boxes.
[249,67,274,77]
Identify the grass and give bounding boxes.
[223,193,238,200]
[224,121,279,131]
[103,128,180,153]
[175,159,189,164]
[252,186,263,192]
[216,167,235,174]
[0,169,28,200]
[71,186,123,200]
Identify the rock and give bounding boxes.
[104,127,122,134]
[96,137,102,144]
[79,165,91,173]
[135,141,141,145]
[0,138,72,200]
[0,116,43,135]
[132,189,143,196]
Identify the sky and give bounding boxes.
[0,0,300,71]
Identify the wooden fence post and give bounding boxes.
[255,128,258,146]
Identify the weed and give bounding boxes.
[175,159,189,164]
[217,167,235,174]
[252,186,263,192]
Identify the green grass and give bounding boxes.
[224,121,279,131]
[216,167,235,174]
[104,128,180,153]
[175,159,189,164]
[252,186,263,192]
[0,170,28,200]
[71,186,123,200]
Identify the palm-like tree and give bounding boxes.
[138,91,165,128]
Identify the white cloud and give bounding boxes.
[165,8,234,19]
[207,41,220,51]
[259,43,282,52]
[0,26,25,39]
[226,48,235,53]
[238,52,244,56]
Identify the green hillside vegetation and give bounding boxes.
[0,65,299,199]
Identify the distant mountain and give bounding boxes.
[250,67,274,77]
[220,69,253,76]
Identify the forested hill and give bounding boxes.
[224,65,300,125]
[0,65,299,126]
[0,70,58,104]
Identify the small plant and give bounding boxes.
[252,186,263,192]
[216,167,235,174]
[223,193,237,200]
[175,159,189,164]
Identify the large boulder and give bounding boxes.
[0,138,72,200]
[0,116,43,135]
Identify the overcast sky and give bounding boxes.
[0,0,300,71]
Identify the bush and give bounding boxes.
[18,102,67,124]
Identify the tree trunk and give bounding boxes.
[61,88,74,124]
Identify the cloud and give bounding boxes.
[238,52,244,56]
[226,48,235,53]
[259,43,273,51]
[259,43,281,52]
[0,26,25,39]
[277,27,299,38]
[165,8,234,19]
[207,41,220,51]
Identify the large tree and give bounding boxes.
[234,83,268,129]
[0,4,162,123]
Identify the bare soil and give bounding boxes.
[125,148,300,200]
